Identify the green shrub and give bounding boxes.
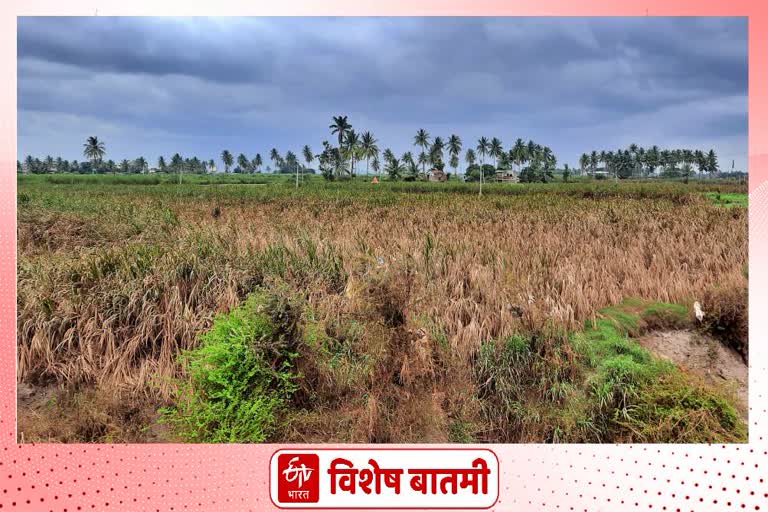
[162,290,299,442]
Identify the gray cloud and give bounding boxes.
[18,16,747,171]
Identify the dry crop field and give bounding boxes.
[16,175,748,443]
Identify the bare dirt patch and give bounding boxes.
[638,330,747,414]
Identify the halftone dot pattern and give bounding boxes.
[2,1,768,511]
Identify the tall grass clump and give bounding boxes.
[474,335,536,440]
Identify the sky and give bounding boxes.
[17,16,748,171]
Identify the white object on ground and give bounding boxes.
[694,301,705,322]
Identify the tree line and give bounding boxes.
[315,116,558,184]
[20,125,728,185]
[579,144,721,181]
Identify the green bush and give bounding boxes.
[162,290,299,442]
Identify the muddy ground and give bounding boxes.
[638,330,747,417]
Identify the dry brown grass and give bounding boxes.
[700,270,749,361]
[16,182,747,442]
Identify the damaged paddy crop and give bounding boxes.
[16,176,748,443]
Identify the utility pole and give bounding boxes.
[479,157,484,196]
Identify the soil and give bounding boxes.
[637,330,747,416]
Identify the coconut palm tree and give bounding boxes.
[647,145,660,176]
[158,156,167,173]
[693,149,706,175]
[465,148,476,169]
[221,150,233,173]
[510,138,526,172]
[345,130,360,176]
[382,148,395,167]
[430,136,445,167]
[253,154,263,173]
[418,152,429,173]
[237,153,250,173]
[542,146,556,171]
[302,145,314,171]
[449,155,459,179]
[385,157,403,181]
[636,146,646,176]
[414,129,431,173]
[579,153,589,175]
[447,134,462,176]
[682,149,694,173]
[284,151,299,183]
[681,162,693,184]
[269,148,281,173]
[171,153,184,183]
[329,116,353,176]
[371,155,380,176]
[489,137,503,169]
[82,136,105,173]
[360,132,378,176]
[590,151,599,174]
[329,115,352,147]
[135,156,148,174]
[476,137,490,196]
[527,140,537,161]
[706,149,719,176]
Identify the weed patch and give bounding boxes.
[162,290,300,442]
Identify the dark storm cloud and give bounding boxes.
[17,16,747,170]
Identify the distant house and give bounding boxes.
[429,168,447,182]
[592,168,611,179]
[495,169,518,183]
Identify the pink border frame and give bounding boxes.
[2,3,766,511]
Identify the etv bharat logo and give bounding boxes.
[277,454,320,503]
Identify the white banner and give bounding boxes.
[269,448,499,509]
